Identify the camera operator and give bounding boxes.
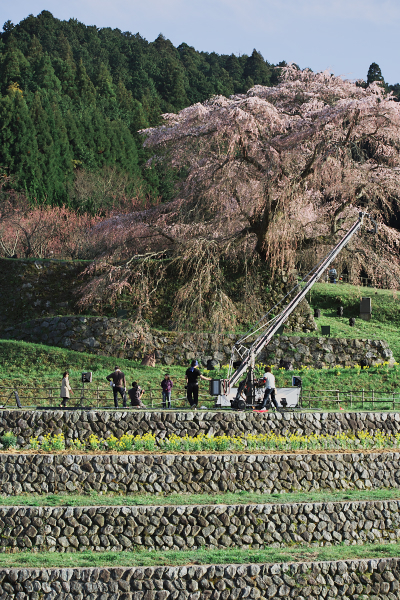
[185,360,212,410]
[259,366,279,410]
[128,381,146,408]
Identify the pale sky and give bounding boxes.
[1,0,399,84]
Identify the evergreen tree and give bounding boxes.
[151,34,189,111]
[0,84,40,198]
[33,53,62,94]
[243,49,271,87]
[116,80,149,134]
[76,59,96,105]
[367,62,384,85]
[0,35,29,94]
[96,62,116,101]
[2,20,15,34]
[54,34,77,98]
[225,54,244,92]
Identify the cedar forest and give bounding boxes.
[1,11,398,210]
[0,10,283,209]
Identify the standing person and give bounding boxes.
[161,374,173,408]
[106,366,127,408]
[128,382,146,408]
[259,366,279,410]
[60,371,73,407]
[185,360,212,410]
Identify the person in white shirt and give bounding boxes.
[260,366,279,409]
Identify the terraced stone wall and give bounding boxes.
[0,499,399,553]
[2,315,393,368]
[1,451,400,496]
[0,559,399,599]
[2,410,400,446]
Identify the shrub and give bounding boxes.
[1,432,17,449]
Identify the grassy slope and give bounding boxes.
[0,339,190,407]
[1,280,400,405]
[304,282,400,357]
[2,337,400,408]
[2,543,400,568]
[3,488,400,507]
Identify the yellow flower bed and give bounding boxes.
[26,430,400,453]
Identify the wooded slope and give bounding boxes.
[0,11,281,208]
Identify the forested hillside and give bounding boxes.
[0,11,281,209]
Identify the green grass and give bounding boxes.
[2,488,400,508]
[305,282,400,358]
[2,337,400,408]
[0,339,187,387]
[3,542,400,568]
[2,279,400,408]
[0,339,195,409]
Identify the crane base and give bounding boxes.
[215,387,300,409]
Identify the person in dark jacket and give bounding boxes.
[185,360,212,410]
[106,366,127,408]
[128,382,146,408]
[161,374,173,408]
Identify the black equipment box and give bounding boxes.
[209,379,221,396]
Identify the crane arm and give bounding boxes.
[227,212,375,388]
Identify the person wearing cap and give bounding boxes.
[185,360,211,410]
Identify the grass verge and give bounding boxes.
[3,275,400,410]
[2,488,400,508]
[3,542,400,568]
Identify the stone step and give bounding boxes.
[0,558,399,598]
[1,451,400,496]
[0,498,399,553]
[1,409,400,446]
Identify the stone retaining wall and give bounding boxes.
[1,499,399,553]
[3,410,400,447]
[0,559,399,599]
[2,316,392,368]
[2,451,400,496]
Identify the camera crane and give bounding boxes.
[214,212,377,410]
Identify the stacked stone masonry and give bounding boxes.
[1,316,393,368]
[2,451,400,496]
[1,499,400,553]
[0,559,399,599]
[3,410,400,447]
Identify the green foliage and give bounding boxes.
[0,11,282,208]
[367,62,385,85]
[0,431,17,448]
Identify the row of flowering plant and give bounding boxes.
[25,430,400,453]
